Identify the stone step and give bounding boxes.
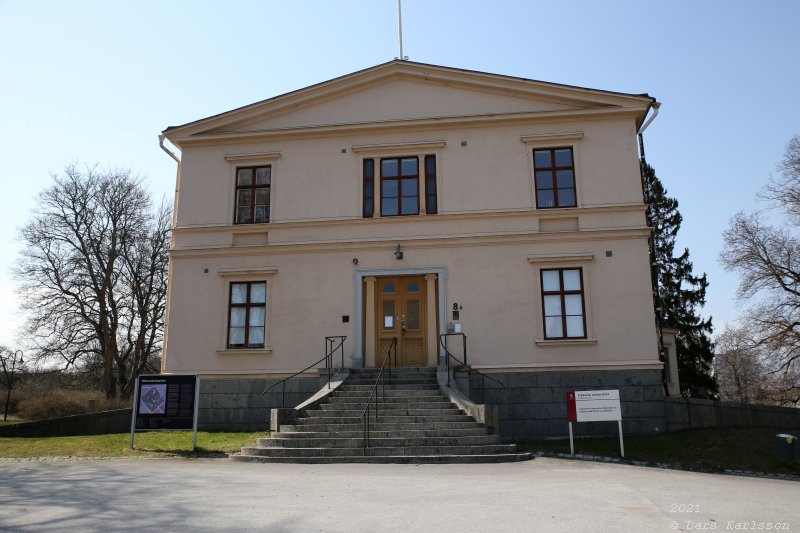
[320,400,452,410]
[239,444,518,457]
[349,367,437,375]
[271,428,490,439]
[281,421,484,432]
[344,379,439,386]
[305,407,461,418]
[231,365,525,464]
[260,435,501,448]
[231,453,533,464]
[327,394,449,402]
[339,384,440,391]
[332,390,445,398]
[296,414,475,425]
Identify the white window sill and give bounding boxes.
[216,347,273,356]
[535,338,597,347]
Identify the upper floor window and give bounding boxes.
[235,166,271,224]
[541,268,586,339]
[363,159,375,218]
[362,155,438,218]
[424,155,438,215]
[228,281,267,348]
[533,148,576,209]
[382,157,419,216]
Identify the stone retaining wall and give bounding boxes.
[0,409,132,438]
[198,377,322,431]
[455,369,667,439]
[664,397,800,432]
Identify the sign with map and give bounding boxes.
[134,374,198,431]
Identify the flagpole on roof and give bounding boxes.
[397,0,407,60]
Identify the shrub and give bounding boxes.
[10,389,130,421]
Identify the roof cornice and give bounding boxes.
[162,60,655,141]
[169,106,645,148]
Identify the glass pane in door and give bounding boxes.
[383,300,395,329]
[406,300,420,330]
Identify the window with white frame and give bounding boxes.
[540,268,586,339]
[227,281,267,348]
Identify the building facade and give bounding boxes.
[160,61,673,436]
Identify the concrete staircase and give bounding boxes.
[231,367,532,464]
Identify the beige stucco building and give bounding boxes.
[160,61,674,436]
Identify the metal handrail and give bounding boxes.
[260,335,347,408]
[362,337,397,451]
[439,333,506,403]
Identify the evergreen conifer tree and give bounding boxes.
[642,161,717,396]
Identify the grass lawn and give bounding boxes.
[518,427,800,476]
[0,431,264,458]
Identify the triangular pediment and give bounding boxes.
[164,61,653,142]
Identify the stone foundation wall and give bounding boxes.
[198,377,322,431]
[664,397,800,432]
[0,409,132,438]
[455,369,667,440]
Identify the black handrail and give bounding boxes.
[439,333,506,403]
[362,337,397,452]
[261,335,347,408]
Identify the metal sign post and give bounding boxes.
[192,377,200,451]
[130,376,140,449]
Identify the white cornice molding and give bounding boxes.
[170,230,648,259]
[527,253,594,264]
[521,132,584,144]
[217,267,279,277]
[224,151,282,163]
[173,203,647,234]
[534,338,598,346]
[469,359,662,371]
[351,140,446,154]
[215,348,273,356]
[169,107,642,147]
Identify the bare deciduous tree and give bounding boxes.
[714,324,771,404]
[15,165,170,399]
[720,135,800,404]
[715,323,800,406]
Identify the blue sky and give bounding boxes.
[0,0,798,349]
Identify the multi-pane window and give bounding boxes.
[363,159,375,218]
[424,155,438,215]
[381,157,419,216]
[533,148,576,208]
[541,268,586,339]
[228,282,267,348]
[235,166,271,224]
[362,155,437,217]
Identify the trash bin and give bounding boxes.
[776,434,797,465]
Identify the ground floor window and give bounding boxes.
[228,281,267,348]
[541,268,586,339]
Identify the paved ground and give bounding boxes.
[1,457,799,532]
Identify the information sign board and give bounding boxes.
[567,390,622,422]
[130,374,199,450]
[566,389,625,457]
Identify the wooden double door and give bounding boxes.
[376,276,427,367]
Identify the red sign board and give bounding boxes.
[567,391,577,422]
